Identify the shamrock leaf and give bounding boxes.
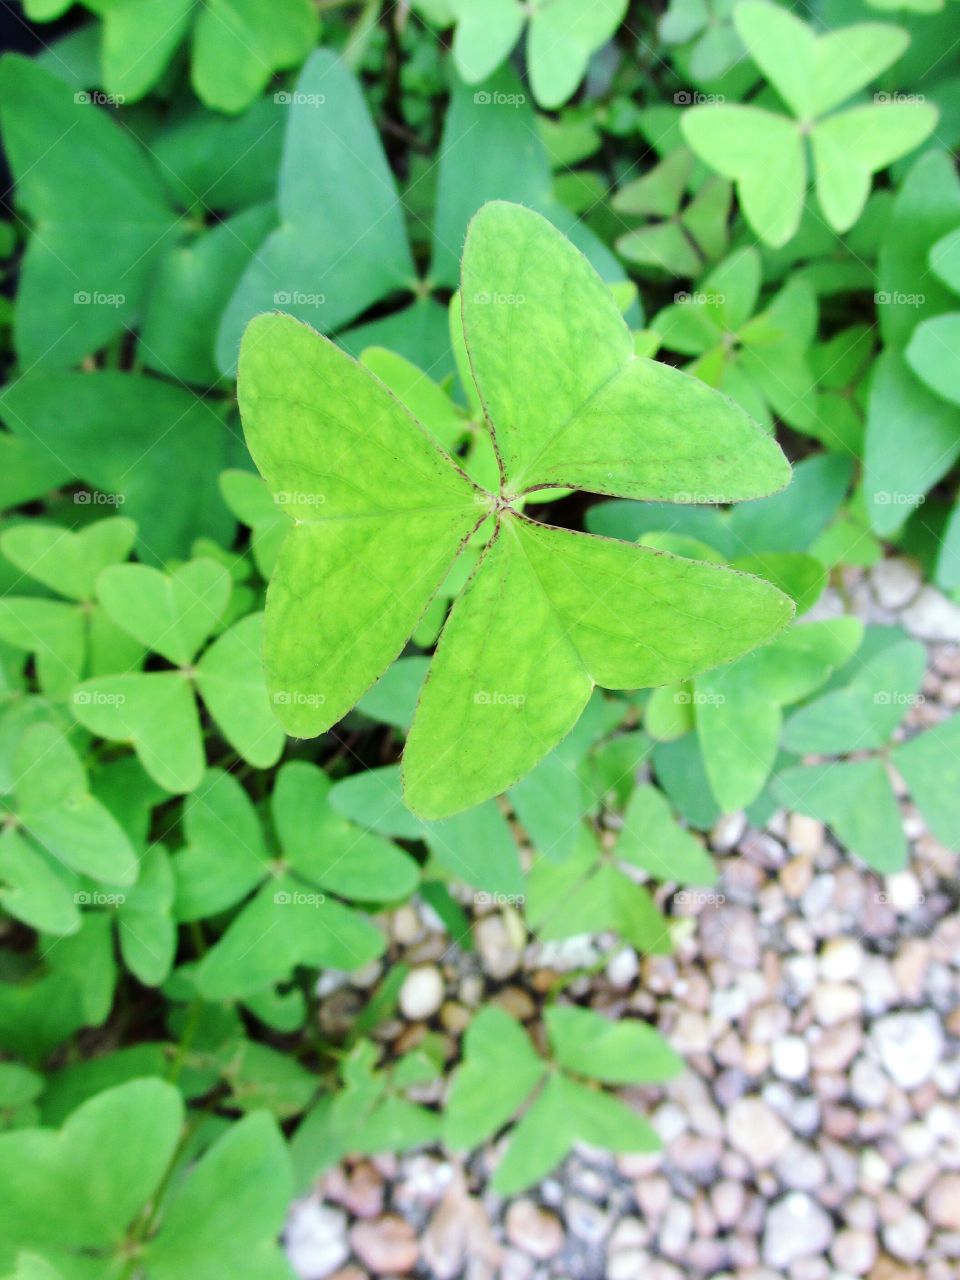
[292,1038,442,1186]
[652,247,819,433]
[78,0,319,112]
[0,1078,293,1280]
[613,147,732,276]
[173,764,416,999]
[445,1004,681,1193]
[0,519,142,698]
[682,2,937,245]
[773,634,956,872]
[239,201,793,819]
[450,0,628,109]
[0,374,236,563]
[5,722,137,896]
[659,0,744,82]
[0,55,180,368]
[526,783,712,951]
[218,54,630,378]
[71,561,283,792]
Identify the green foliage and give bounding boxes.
[0,0,959,1263]
[240,201,792,819]
[682,2,937,245]
[446,1004,680,1192]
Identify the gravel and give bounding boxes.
[286,563,960,1280]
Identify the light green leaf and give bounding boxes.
[173,769,269,921]
[0,520,136,603]
[191,0,319,114]
[546,1004,684,1084]
[14,724,137,886]
[783,638,926,754]
[0,828,79,936]
[237,312,480,738]
[682,105,803,247]
[70,672,204,794]
[614,783,716,885]
[450,0,524,83]
[194,613,284,769]
[271,761,418,901]
[116,844,176,987]
[460,202,789,498]
[893,715,960,847]
[0,1079,182,1256]
[906,312,960,406]
[97,559,231,667]
[97,0,193,101]
[775,758,906,872]
[527,0,628,111]
[812,103,938,232]
[146,1112,293,1280]
[491,1073,574,1195]
[444,1007,546,1149]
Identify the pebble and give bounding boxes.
[871,1011,944,1088]
[286,1202,349,1280]
[726,1097,792,1167]
[398,965,444,1020]
[902,586,960,641]
[812,981,863,1025]
[832,1227,878,1274]
[350,1216,419,1274]
[762,1193,833,1268]
[871,559,922,609]
[475,915,522,979]
[926,1173,960,1230]
[881,1209,929,1262]
[504,1200,564,1260]
[771,1035,810,1081]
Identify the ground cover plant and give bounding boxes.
[0,0,958,1274]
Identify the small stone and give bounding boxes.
[564,1195,610,1245]
[711,1179,745,1228]
[606,947,639,988]
[871,1011,943,1088]
[700,904,760,969]
[871,558,921,609]
[832,1228,878,1275]
[812,981,862,1026]
[658,1200,693,1258]
[504,1200,564,1261]
[884,871,923,914]
[903,586,960,640]
[762,1193,833,1268]
[710,810,746,850]
[350,1216,419,1275]
[772,1035,810,1082]
[819,937,864,982]
[474,915,521,980]
[881,1210,929,1263]
[926,1174,960,1230]
[726,1097,792,1168]
[285,1202,349,1280]
[391,904,422,944]
[786,814,824,857]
